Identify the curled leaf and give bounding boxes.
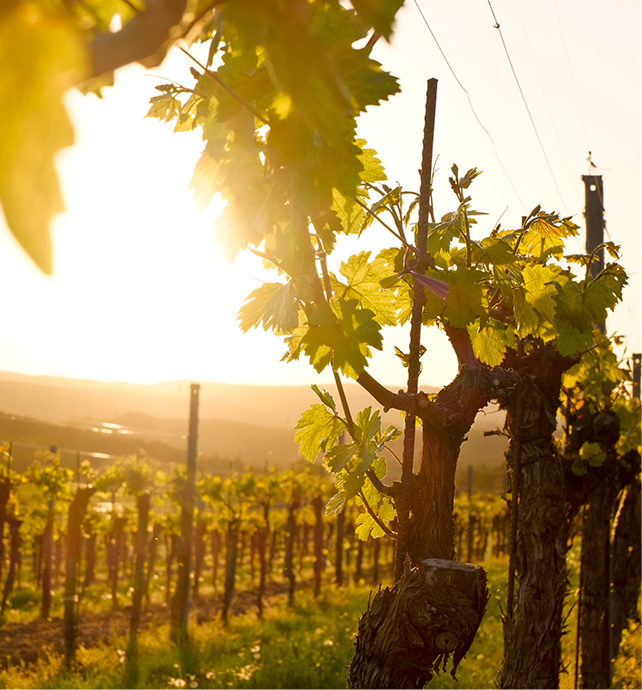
[407,270,450,299]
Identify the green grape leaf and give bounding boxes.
[355,496,396,540]
[442,268,487,328]
[350,0,404,39]
[295,404,345,463]
[326,490,348,516]
[579,441,607,468]
[475,236,516,266]
[513,287,540,337]
[426,210,465,257]
[189,151,220,212]
[338,47,400,112]
[355,510,377,540]
[311,384,337,413]
[343,471,366,500]
[326,442,358,473]
[302,299,383,378]
[375,425,401,449]
[146,90,181,123]
[555,319,594,356]
[354,406,381,444]
[0,6,86,274]
[332,189,366,235]
[394,344,426,369]
[582,278,616,324]
[357,139,387,183]
[597,263,627,302]
[237,281,299,334]
[522,264,560,323]
[469,320,515,366]
[520,213,577,259]
[554,281,598,355]
[331,252,397,326]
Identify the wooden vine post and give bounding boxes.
[170,382,200,645]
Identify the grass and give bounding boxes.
[0,586,370,689]
[0,555,639,689]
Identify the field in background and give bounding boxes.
[0,371,508,491]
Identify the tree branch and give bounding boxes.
[366,469,393,497]
[356,370,414,413]
[88,0,189,78]
[333,367,355,438]
[443,323,477,368]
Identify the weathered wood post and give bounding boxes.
[170,383,200,645]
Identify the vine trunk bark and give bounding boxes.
[499,344,573,689]
[221,518,238,625]
[63,488,94,666]
[609,475,641,662]
[40,500,54,619]
[578,482,612,689]
[349,364,514,688]
[1,516,22,615]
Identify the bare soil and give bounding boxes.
[0,582,292,667]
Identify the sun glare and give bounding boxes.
[0,58,322,386]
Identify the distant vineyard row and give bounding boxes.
[0,449,508,636]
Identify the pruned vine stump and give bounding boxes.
[348,559,488,689]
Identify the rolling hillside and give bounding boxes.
[0,371,508,488]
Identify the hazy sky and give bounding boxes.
[0,0,639,388]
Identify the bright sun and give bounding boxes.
[0,51,457,389]
[0,57,310,386]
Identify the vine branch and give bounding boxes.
[88,0,189,78]
[356,371,414,413]
[366,469,394,497]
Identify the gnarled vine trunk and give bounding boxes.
[312,495,324,597]
[40,499,54,619]
[1,516,22,615]
[499,344,573,689]
[221,517,238,625]
[63,487,94,666]
[578,483,612,689]
[349,365,516,688]
[348,560,487,688]
[610,473,641,660]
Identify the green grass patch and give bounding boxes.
[0,556,639,689]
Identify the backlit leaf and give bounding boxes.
[311,384,337,413]
[331,251,397,326]
[0,5,86,273]
[295,404,345,463]
[350,0,404,39]
[326,442,358,473]
[302,299,383,378]
[442,268,487,328]
[355,406,381,444]
[469,320,515,366]
[237,281,299,334]
[522,264,560,323]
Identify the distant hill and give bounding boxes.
[0,371,508,490]
[0,371,382,428]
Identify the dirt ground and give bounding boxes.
[0,583,291,667]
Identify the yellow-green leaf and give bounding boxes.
[0,4,86,273]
